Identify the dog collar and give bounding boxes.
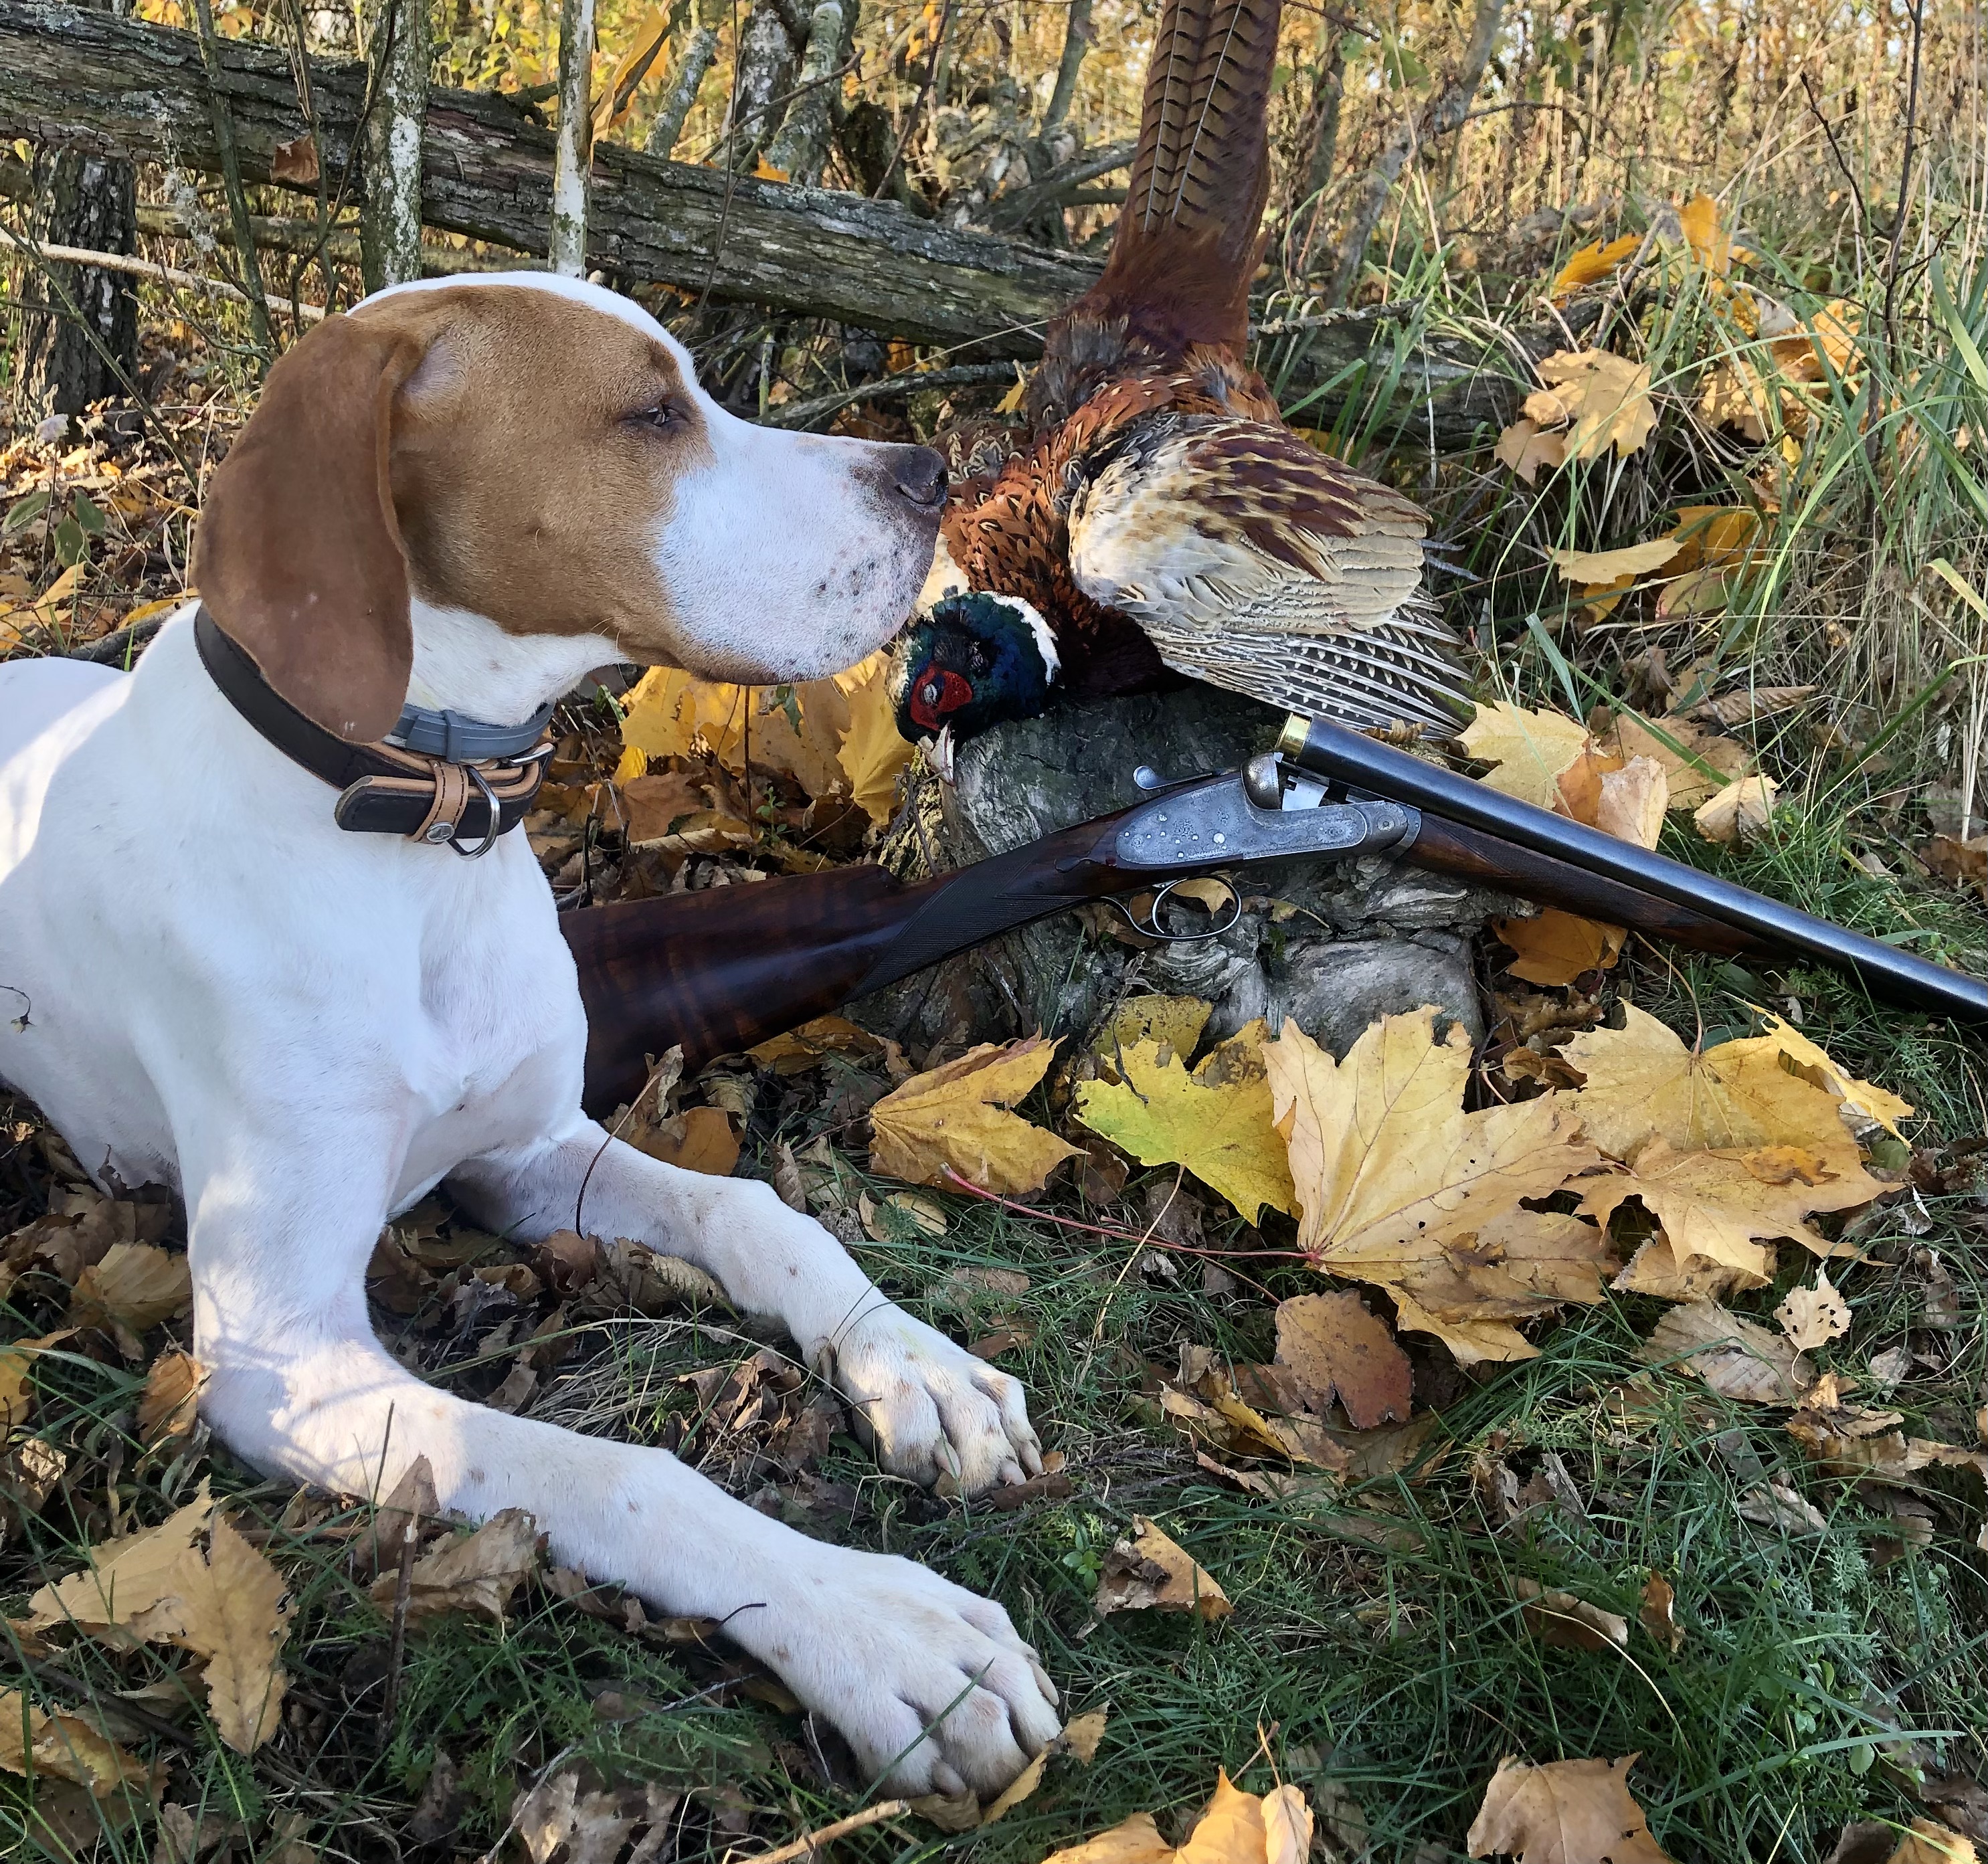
[194,608,552,856]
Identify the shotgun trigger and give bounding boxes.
[1108,877,1247,944]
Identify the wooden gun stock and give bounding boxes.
[561,796,1771,1113]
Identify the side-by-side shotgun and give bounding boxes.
[561,712,1988,1113]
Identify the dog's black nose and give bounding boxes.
[890,446,949,512]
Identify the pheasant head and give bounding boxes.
[887,591,1061,775]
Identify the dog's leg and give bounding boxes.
[450,1125,1043,1493]
[188,1147,1059,1796]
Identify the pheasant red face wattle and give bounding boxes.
[909,667,974,732]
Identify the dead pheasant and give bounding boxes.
[889,0,1465,761]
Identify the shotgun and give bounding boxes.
[562,712,1988,1113]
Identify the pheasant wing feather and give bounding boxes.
[1067,417,1467,731]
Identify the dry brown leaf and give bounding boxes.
[1693,774,1779,844]
[1595,757,1668,849]
[1265,1010,1601,1364]
[1273,1292,1413,1429]
[370,1508,541,1625]
[1612,1232,1768,1301]
[513,1771,680,1864]
[170,1515,294,1754]
[1639,1301,1813,1404]
[1461,702,1593,809]
[1496,419,1568,483]
[1468,1754,1673,1863]
[1925,834,1988,898]
[978,1707,1110,1825]
[1549,539,1681,584]
[1073,1022,1296,1223]
[870,1034,1081,1194]
[1886,1823,1979,1864]
[1578,1136,1880,1279]
[1514,1578,1629,1652]
[1526,352,1659,460]
[0,1687,165,1798]
[25,1482,215,1641]
[1776,1269,1851,1350]
[1494,911,1626,987]
[1639,1572,1682,1651]
[139,1349,205,1446]
[1592,714,1750,810]
[1094,1517,1231,1620]
[629,1105,741,1176]
[70,1242,191,1340]
[0,1329,74,1429]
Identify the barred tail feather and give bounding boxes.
[1085,0,1283,351]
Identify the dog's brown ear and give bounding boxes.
[192,312,430,743]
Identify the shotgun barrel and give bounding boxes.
[1281,714,1988,1030]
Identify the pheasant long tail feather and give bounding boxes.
[1086,0,1283,351]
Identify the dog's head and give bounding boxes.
[190,275,947,742]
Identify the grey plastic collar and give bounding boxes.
[383,696,557,763]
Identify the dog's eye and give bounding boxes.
[628,402,676,432]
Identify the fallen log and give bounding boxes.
[0,0,1524,440]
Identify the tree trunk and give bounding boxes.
[761,0,843,185]
[549,0,594,274]
[646,16,718,157]
[357,0,428,290]
[1040,0,1091,134]
[21,0,134,422]
[1326,0,1504,306]
[720,0,799,172]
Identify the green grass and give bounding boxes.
[7,1036,1985,1862]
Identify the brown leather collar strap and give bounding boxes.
[194,608,549,852]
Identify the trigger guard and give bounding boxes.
[1110,878,1244,944]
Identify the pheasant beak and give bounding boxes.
[926,725,958,784]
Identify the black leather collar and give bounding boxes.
[194,608,551,853]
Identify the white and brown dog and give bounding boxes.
[0,275,1058,1794]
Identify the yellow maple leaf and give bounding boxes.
[1548,231,1644,300]
[1578,1134,1882,1277]
[869,1034,1081,1193]
[1263,1010,1601,1364]
[1494,417,1567,484]
[1591,712,1750,810]
[1548,537,1682,584]
[832,650,913,824]
[1049,1774,1312,1864]
[1468,1755,1674,1864]
[1493,909,1625,986]
[590,5,672,139]
[1526,351,1658,460]
[1677,192,1750,274]
[1750,1010,1913,1138]
[1459,701,1593,810]
[619,664,852,803]
[1073,1020,1296,1223]
[1560,1006,1893,1184]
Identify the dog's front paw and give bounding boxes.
[745,1545,1060,1795]
[814,1303,1041,1493]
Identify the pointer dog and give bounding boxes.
[0,275,1058,1793]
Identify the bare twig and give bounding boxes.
[551,0,597,275]
[1882,0,1927,349]
[873,0,950,200]
[185,0,272,356]
[0,229,325,319]
[729,1800,913,1864]
[761,358,1011,428]
[1041,0,1093,135]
